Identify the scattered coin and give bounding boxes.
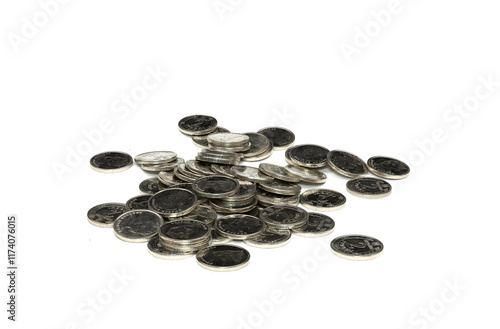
[289,144,329,168]
[90,151,133,173]
[196,244,251,271]
[257,127,295,150]
[215,214,265,240]
[178,115,218,136]
[327,150,368,178]
[192,175,240,198]
[113,210,164,243]
[148,188,198,217]
[231,165,274,183]
[346,177,392,199]
[208,142,251,152]
[259,205,309,229]
[292,213,335,237]
[258,180,301,196]
[222,181,256,202]
[330,235,384,260]
[283,165,327,184]
[125,195,151,211]
[87,203,127,228]
[300,189,346,211]
[244,228,291,248]
[147,237,195,260]
[367,156,410,180]
[134,151,177,165]
[139,178,168,195]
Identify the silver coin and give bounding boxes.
[243,142,273,162]
[367,156,410,180]
[211,164,236,177]
[207,132,250,147]
[192,175,240,198]
[158,170,185,186]
[140,158,184,172]
[201,149,243,158]
[87,203,127,228]
[173,167,197,183]
[215,214,265,240]
[148,188,198,217]
[259,163,301,183]
[90,151,133,173]
[139,178,168,195]
[330,235,384,260]
[147,237,195,260]
[346,177,392,199]
[175,205,217,226]
[256,188,300,206]
[283,165,327,184]
[209,197,258,214]
[170,183,208,205]
[285,147,300,166]
[240,133,271,159]
[244,205,265,218]
[289,144,329,168]
[210,228,232,245]
[259,205,309,229]
[326,150,368,178]
[134,151,177,165]
[292,213,335,237]
[195,154,240,165]
[125,195,151,211]
[196,244,250,272]
[220,181,256,202]
[258,180,301,196]
[113,210,164,243]
[178,115,218,136]
[176,163,205,179]
[208,142,251,153]
[159,219,211,245]
[231,165,274,183]
[210,196,257,208]
[257,127,295,150]
[192,127,230,148]
[244,228,291,248]
[185,160,215,176]
[300,189,346,211]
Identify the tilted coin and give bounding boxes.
[178,115,218,136]
[259,205,309,229]
[173,167,197,183]
[195,154,240,165]
[87,203,127,228]
[134,151,177,165]
[170,183,208,205]
[221,181,256,202]
[208,142,251,153]
[367,156,410,180]
[207,132,250,147]
[211,164,236,177]
[231,165,274,183]
[259,163,301,183]
[346,177,392,199]
[292,213,335,237]
[283,165,327,184]
[210,229,232,245]
[158,170,185,186]
[185,160,215,176]
[201,149,243,158]
[159,219,211,245]
[215,214,265,240]
[289,144,329,168]
[326,150,368,178]
[330,235,384,260]
[258,180,301,196]
[243,142,273,162]
[210,196,257,208]
[244,228,291,248]
[300,189,346,211]
[191,127,230,148]
[113,210,164,243]
[139,178,168,195]
[285,146,299,166]
[240,133,271,159]
[125,195,151,210]
[147,237,195,260]
[196,244,251,272]
[244,205,265,218]
[209,197,258,214]
[148,188,198,217]
[90,151,133,173]
[176,163,205,179]
[257,127,295,150]
[175,205,217,226]
[140,158,184,172]
[256,188,300,206]
[192,175,240,198]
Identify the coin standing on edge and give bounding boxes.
[196,245,251,271]
[113,210,164,243]
[327,150,368,178]
[300,189,346,211]
[330,235,384,260]
[90,151,133,173]
[367,156,410,180]
[346,177,392,199]
[87,203,127,228]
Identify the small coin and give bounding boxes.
[259,205,309,229]
[140,158,184,172]
[159,219,211,245]
[125,195,151,210]
[346,177,392,199]
[158,170,185,186]
[367,156,410,180]
[192,127,230,148]
[289,144,329,168]
[113,210,164,243]
[258,180,301,196]
[134,151,177,165]
[147,237,195,260]
[87,203,127,228]
[185,160,215,176]
[207,132,250,147]
[256,188,300,206]
[292,213,335,237]
[244,228,291,248]
[259,163,301,183]
[210,229,232,245]
[192,175,240,198]
[211,164,236,177]
[196,244,251,271]
[90,151,133,173]
[327,150,368,178]
[231,165,274,183]
[330,235,384,260]
[300,189,346,211]
[175,205,217,226]
[148,188,198,217]
[215,214,265,240]
[178,115,218,136]
[257,127,295,150]
[283,165,327,184]
[139,178,168,195]
[241,133,271,159]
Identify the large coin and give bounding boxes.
[330,235,384,260]
[192,175,240,198]
[87,203,127,228]
[196,245,251,271]
[257,127,295,150]
[289,144,329,168]
[178,115,218,136]
[259,205,309,229]
[159,219,211,245]
[90,151,133,173]
[113,210,164,243]
[231,165,274,183]
[300,189,346,211]
[134,151,177,165]
[207,132,250,147]
[215,214,265,240]
[125,195,151,211]
[139,178,168,195]
[346,177,392,199]
[326,150,368,178]
[367,156,410,179]
[283,165,327,184]
[259,163,301,182]
[148,188,198,217]
[292,213,335,237]
[258,180,301,196]
[147,237,195,260]
[244,228,291,248]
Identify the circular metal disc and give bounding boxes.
[327,150,368,178]
[192,175,240,198]
[244,228,291,248]
[231,165,274,183]
[125,195,151,211]
[196,245,251,272]
[259,205,309,229]
[159,219,211,245]
[90,151,133,173]
[113,210,164,243]
[346,177,392,199]
[258,163,301,182]
[330,235,384,260]
[87,203,127,228]
[207,132,250,147]
[258,180,301,196]
[289,144,329,168]
[283,165,327,184]
[367,156,410,180]
[139,178,168,195]
[147,237,195,260]
[300,189,346,211]
[215,214,265,240]
[292,213,335,237]
[148,188,198,217]
[134,151,177,165]
[257,127,295,150]
[178,115,218,136]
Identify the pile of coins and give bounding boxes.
[87,114,410,271]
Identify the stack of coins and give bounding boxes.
[157,220,212,256]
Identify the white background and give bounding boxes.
[2,1,500,328]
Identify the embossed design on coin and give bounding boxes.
[257,127,295,150]
[113,210,164,243]
[148,188,198,217]
[159,219,210,245]
[139,178,168,195]
[289,144,329,168]
[259,205,309,229]
[134,151,177,165]
[87,203,127,228]
[147,237,195,260]
[192,175,240,198]
[244,228,291,248]
[367,156,410,180]
[327,150,368,178]
[125,195,151,211]
[292,213,335,237]
[216,214,265,240]
[90,151,133,173]
[300,189,346,211]
[196,245,250,271]
[178,115,218,136]
[346,177,392,199]
[330,235,384,260]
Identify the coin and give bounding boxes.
[244,228,291,248]
[292,213,335,237]
[284,147,299,166]
[134,151,177,165]
[170,183,208,205]
[173,167,197,183]
[178,115,218,136]
[326,150,368,178]
[257,127,295,150]
[148,188,198,217]
[195,154,240,165]
[330,235,384,260]
[159,219,211,245]
[192,175,240,198]
[185,160,214,176]
[259,163,301,182]
[113,210,164,243]
[215,214,265,240]
[210,229,232,245]
[211,164,236,177]
[208,143,251,152]
[140,158,184,172]
[289,144,329,168]
[283,165,327,184]
[125,195,151,210]
[158,170,185,186]
[90,151,133,173]
[191,127,230,148]
[87,203,127,228]
[176,163,205,179]
[243,142,273,162]
[147,237,195,260]
[139,178,168,195]
[256,188,300,206]
[240,133,271,159]
[196,244,250,272]
[231,165,274,183]
[207,132,250,147]
[258,180,301,196]
[259,205,309,229]
[300,189,346,211]
[367,156,410,179]
[346,177,392,199]
[209,197,258,214]
[175,205,217,226]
